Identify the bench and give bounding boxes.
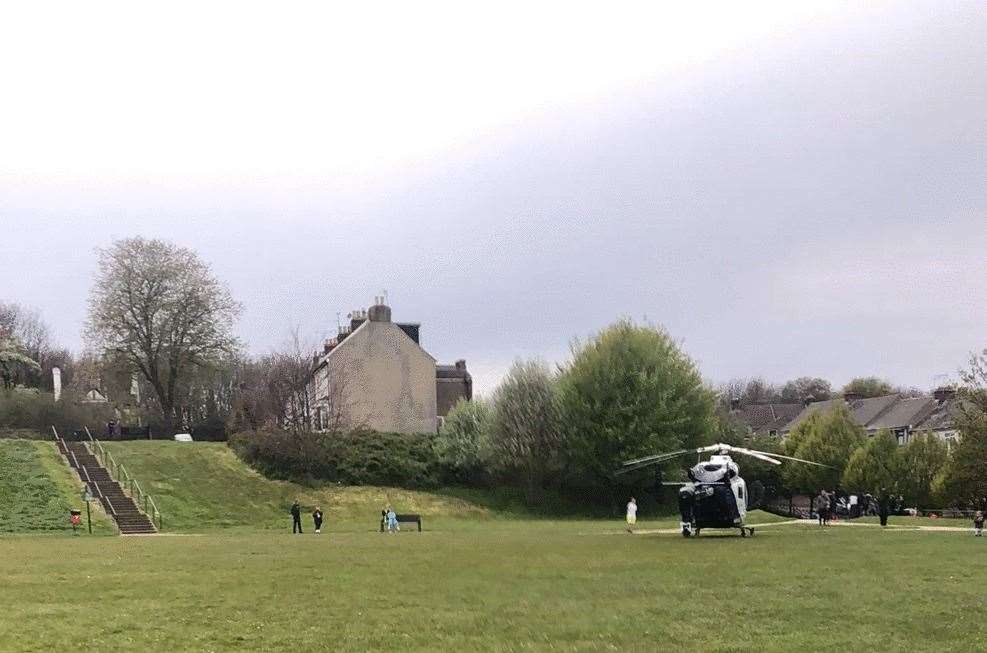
[380,512,422,532]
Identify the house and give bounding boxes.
[307,297,470,434]
[437,360,472,417]
[780,388,960,445]
[730,401,803,437]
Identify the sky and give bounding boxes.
[1,2,985,396]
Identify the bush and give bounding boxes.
[229,428,440,489]
[0,389,114,437]
[435,398,492,485]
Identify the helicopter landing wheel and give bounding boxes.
[749,528,755,537]
[741,528,747,538]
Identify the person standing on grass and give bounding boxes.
[816,490,828,526]
[878,488,890,528]
[291,500,303,534]
[974,511,984,537]
[625,497,637,533]
[313,507,324,534]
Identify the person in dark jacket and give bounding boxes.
[313,507,324,534]
[291,500,303,534]
[878,489,890,527]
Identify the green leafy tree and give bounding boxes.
[842,377,894,398]
[435,398,492,484]
[842,430,899,495]
[783,404,864,493]
[938,350,987,507]
[487,360,563,502]
[0,334,41,390]
[897,433,948,507]
[559,319,715,503]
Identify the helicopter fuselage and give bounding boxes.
[678,455,753,537]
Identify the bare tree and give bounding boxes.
[228,329,356,435]
[85,238,241,435]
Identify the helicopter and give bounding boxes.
[618,443,831,538]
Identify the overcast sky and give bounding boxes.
[1,2,985,396]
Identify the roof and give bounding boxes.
[782,393,963,435]
[735,403,803,434]
[436,364,471,380]
[866,397,936,431]
[914,397,966,432]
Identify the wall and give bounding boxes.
[312,321,437,434]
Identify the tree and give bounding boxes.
[718,377,780,409]
[0,333,40,390]
[783,404,864,493]
[559,319,715,504]
[938,350,987,507]
[842,377,894,398]
[435,398,492,484]
[0,302,49,389]
[487,359,563,503]
[842,430,899,495]
[780,377,832,404]
[85,237,241,435]
[897,433,948,507]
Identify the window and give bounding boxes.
[738,486,744,501]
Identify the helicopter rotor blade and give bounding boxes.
[725,447,783,465]
[740,448,835,469]
[621,449,692,467]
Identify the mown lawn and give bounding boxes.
[0,439,115,534]
[2,521,985,651]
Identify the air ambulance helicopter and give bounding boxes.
[618,443,831,537]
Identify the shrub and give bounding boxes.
[0,389,114,437]
[229,428,440,489]
[435,398,492,485]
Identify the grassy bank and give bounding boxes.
[0,439,115,534]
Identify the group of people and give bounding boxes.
[290,500,324,534]
[289,501,405,534]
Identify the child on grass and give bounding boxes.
[626,497,637,533]
[386,506,399,533]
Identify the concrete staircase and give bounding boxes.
[62,441,157,535]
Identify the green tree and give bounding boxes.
[842,430,899,495]
[842,377,894,398]
[559,319,715,503]
[487,360,563,502]
[0,334,40,390]
[938,350,987,507]
[435,398,492,484]
[783,404,864,493]
[897,433,948,507]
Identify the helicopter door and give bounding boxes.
[733,478,747,520]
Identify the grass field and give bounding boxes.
[0,439,115,534]
[3,519,986,651]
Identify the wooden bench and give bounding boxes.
[380,512,422,532]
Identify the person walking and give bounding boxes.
[291,500,303,534]
[313,506,324,534]
[815,490,828,526]
[878,488,890,528]
[974,510,984,537]
[626,497,637,533]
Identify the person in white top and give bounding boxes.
[626,497,637,533]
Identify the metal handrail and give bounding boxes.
[83,429,163,531]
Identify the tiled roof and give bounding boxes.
[737,403,803,434]
[867,397,937,431]
[782,393,963,435]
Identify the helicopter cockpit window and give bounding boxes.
[738,486,744,500]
